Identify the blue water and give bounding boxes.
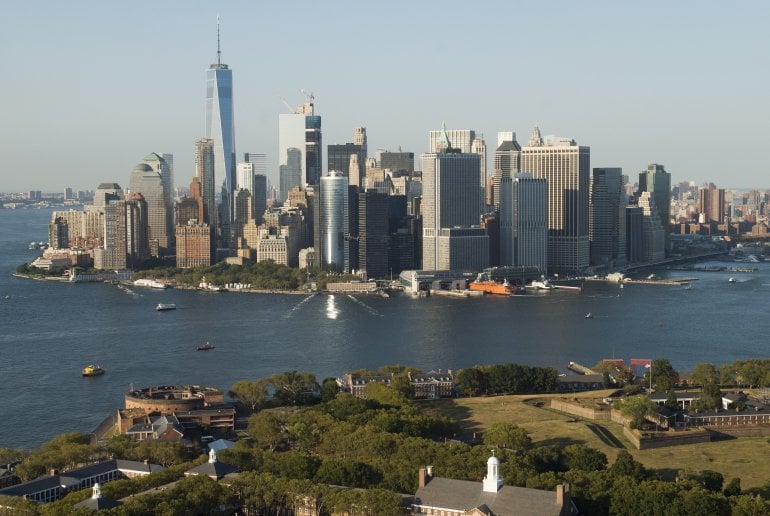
[1,207,768,449]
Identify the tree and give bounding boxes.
[248,412,285,451]
[695,382,722,411]
[267,371,320,406]
[609,450,646,481]
[664,390,679,410]
[617,396,656,430]
[650,358,679,392]
[229,379,268,413]
[482,423,532,451]
[455,367,488,396]
[723,477,741,497]
[320,377,340,403]
[562,444,607,472]
[690,363,719,387]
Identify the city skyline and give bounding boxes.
[2,2,769,191]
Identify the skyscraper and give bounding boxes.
[128,161,170,256]
[637,164,671,255]
[499,173,548,274]
[358,190,389,279]
[316,171,349,271]
[142,153,174,249]
[278,97,322,198]
[421,130,487,271]
[328,140,366,186]
[590,168,627,269]
[698,184,725,224]
[492,132,522,209]
[205,19,236,223]
[521,127,590,274]
[243,153,267,175]
[279,148,303,203]
[194,138,216,227]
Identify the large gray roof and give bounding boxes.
[413,477,565,516]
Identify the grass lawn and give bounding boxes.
[417,392,770,488]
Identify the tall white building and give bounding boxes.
[278,99,322,198]
[316,171,349,271]
[421,130,486,271]
[521,127,590,274]
[499,173,548,274]
[638,191,666,262]
[590,167,627,269]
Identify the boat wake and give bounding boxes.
[346,295,383,317]
[284,294,316,319]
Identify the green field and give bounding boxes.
[418,392,770,488]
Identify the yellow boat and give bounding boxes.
[81,364,105,377]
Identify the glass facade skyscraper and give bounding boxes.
[205,29,235,223]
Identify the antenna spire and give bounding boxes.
[216,15,221,66]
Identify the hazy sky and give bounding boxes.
[2,1,769,192]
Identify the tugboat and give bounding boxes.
[81,364,105,377]
[196,342,215,351]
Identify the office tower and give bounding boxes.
[243,153,267,175]
[353,127,367,154]
[279,97,322,196]
[492,132,521,209]
[429,127,476,153]
[638,192,666,262]
[176,221,212,268]
[471,136,487,189]
[590,168,627,269]
[63,187,73,201]
[128,161,170,256]
[205,20,236,222]
[316,171,349,271]
[253,174,267,224]
[625,206,644,263]
[328,143,366,186]
[236,162,255,193]
[380,150,414,175]
[188,177,205,225]
[521,127,590,274]
[481,213,500,267]
[698,184,725,223]
[233,188,252,226]
[91,183,124,212]
[161,153,175,201]
[280,148,303,203]
[638,163,671,255]
[499,173,548,274]
[48,217,68,249]
[421,131,487,271]
[125,193,150,266]
[176,197,199,226]
[195,138,216,227]
[141,153,174,248]
[99,201,127,269]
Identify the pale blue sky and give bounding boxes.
[1,1,768,192]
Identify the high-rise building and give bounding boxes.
[91,183,123,212]
[278,98,322,198]
[421,130,486,271]
[195,139,216,227]
[429,127,476,154]
[48,217,68,249]
[63,187,73,201]
[637,164,671,255]
[625,206,644,264]
[142,153,174,249]
[316,171,349,271]
[638,191,666,262]
[253,174,267,224]
[590,168,627,269]
[492,132,521,209]
[499,173,548,274]
[379,150,414,175]
[279,148,303,203]
[97,195,149,270]
[176,221,212,268]
[243,153,267,175]
[698,183,725,224]
[328,142,366,186]
[188,177,205,226]
[521,127,590,274]
[205,20,235,223]
[471,136,487,189]
[128,161,170,256]
[176,197,199,226]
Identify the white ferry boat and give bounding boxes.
[156,303,177,311]
[134,279,169,289]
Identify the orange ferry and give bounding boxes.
[469,275,516,295]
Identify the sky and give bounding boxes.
[1,1,769,192]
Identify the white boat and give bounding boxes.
[134,279,169,289]
[527,279,554,290]
[585,313,593,319]
[156,303,176,311]
[728,277,736,283]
